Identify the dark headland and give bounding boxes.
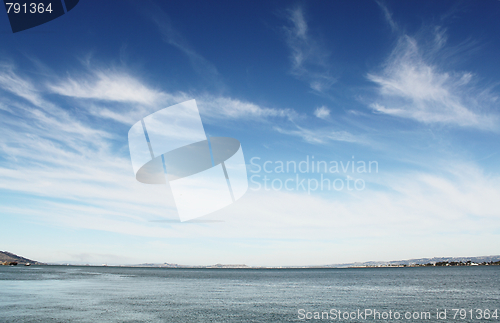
[0,251,45,266]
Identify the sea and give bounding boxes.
[0,265,499,322]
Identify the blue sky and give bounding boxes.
[1,1,500,266]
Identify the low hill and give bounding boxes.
[329,255,500,268]
[0,251,44,265]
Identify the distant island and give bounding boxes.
[2,251,499,268]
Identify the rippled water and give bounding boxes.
[0,266,499,322]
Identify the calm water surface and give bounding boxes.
[0,266,499,322]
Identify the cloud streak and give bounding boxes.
[275,125,360,144]
[376,1,399,33]
[142,2,224,90]
[282,6,336,93]
[48,69,168,106]
[197,95,297,121]
[0,63,43,107]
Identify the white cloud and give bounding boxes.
[367,32,498,129]
[48,69,169,106]
[313,105,330,119]
[197,95,296,121]
[283,6,336,93]
[275,125,359,144]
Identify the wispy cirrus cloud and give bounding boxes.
[140,2,224,90]
[197,95,297,121]
[376,0,399,33]
[275,125,360,144]
[368,36,498,129]
[0,63,43,107]
[282,6,336,93]
[46,66,190,125]
[47,69,169,106]
[43,64,296,125]
[368,6,498,130]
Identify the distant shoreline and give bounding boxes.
[3,251,499,269]
[6,264,498,270]
[34,261,500,269]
